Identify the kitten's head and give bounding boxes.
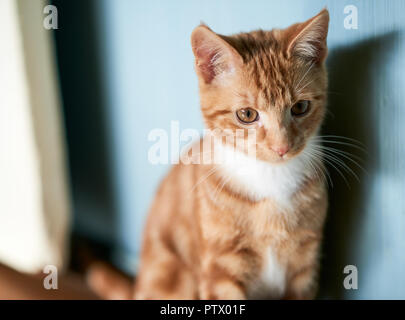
[191,9,329,163]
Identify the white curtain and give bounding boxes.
[0,0,70,273]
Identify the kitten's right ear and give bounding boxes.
[191,25,243,84]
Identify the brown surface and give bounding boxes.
[0,263,99,300]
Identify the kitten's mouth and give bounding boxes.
[272,155,291,163]
[258,146,304,164]
[256,151,291,164]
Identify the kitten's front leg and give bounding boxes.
[284,255,320,300]
[199,268,247,300]
[198,249,249,300]
[284,272,318,300]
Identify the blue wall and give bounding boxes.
[94,0,405,298]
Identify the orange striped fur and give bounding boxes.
[132,9,330,300]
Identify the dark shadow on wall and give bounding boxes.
[318,31,399,299]
[52,0,118,266]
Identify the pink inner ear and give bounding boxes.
[192,26,243,84]
[195,44,220,83]
[286,9,329,63]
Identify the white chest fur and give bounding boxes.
[216,140,317,210]
[248,247,286,299]
[214,140,318,297]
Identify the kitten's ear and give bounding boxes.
[191,25,243,84]
[286,9,329,63]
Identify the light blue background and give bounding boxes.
[91,0,405,298]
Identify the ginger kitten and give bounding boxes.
[134,9,330,300]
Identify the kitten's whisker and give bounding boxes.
[316,135,366,147]
[313,137,364,146]
[305,156,321,181]
[312,139,367,153]
[315,157,333,188]
[310,159,323,183]
[315,145,363,162]
[304,149,333,188]
[295,62,315,92]
[188,166,218,196]
[318,150,360,183]
[296,77,317,94]
[322,150,365,179]
[310,148,351,188]
[314,146,367,174]
[320,155,351,188]
[312,156,330,187]
[212,174,233,204]
[303,150,323,182]
[323,164,334,188]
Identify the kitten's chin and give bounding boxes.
[254,150,291,164]
[214,141,308,166]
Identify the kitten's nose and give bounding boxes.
[272,145,289,157]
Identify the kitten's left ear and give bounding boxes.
[286,9,330,63]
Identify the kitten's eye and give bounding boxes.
[291,100,310,117]
[236,108,259,124]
